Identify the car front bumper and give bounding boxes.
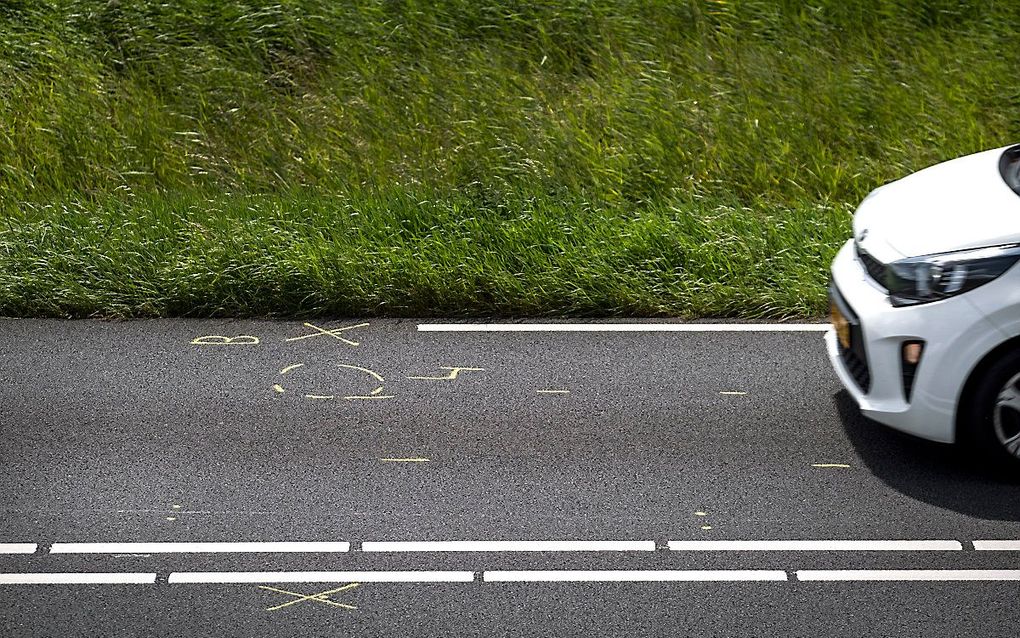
[826,239,1004,443]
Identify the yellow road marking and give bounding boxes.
[273,384,285,394]
[280,363,304,375]
[259,583,360,612]
[537,390,570,394]
[305,394,335,400]
[285,322,369,346]
[719,391,747,396]
[345,395,395,401]
[701,526,712,530]
[812,463,851,468]
[338,364,385,383]
[191,335,260,345]
[379,458,430,463]
[695,512,707,517]
[407,367,484,381]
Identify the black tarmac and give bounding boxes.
[1,318,1018,637]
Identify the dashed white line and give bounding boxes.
[50,542,351,554]
[973,541,1020,551]
[418,323,828,332]
[363,541,656,553]
[168,571,475,584]
[484,570,789,582]
[797,570,1020,581]
[668,540,963,552]
[0,573,156,585]
[0,544,37,554]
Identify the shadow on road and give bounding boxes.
[835,390,1020,522]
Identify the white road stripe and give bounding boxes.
[484,570,788,582]
[668,540,962,551]
[418,323,828,332]
[0,544,37,554]
[168,571,475,584]
[797,570,1020,581]
[973,541,1020,551]
[0,573,156,585]
[50,542,350,554]
[363,541,656,552]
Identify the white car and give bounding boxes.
[827,144,1020,467]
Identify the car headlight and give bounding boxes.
[886,243,1020,307]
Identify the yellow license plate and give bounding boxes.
[830,302,851,349]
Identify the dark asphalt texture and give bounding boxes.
[1,318,1019,637]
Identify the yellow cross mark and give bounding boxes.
[259,583,360,612]
[407,367,484,381]
[285,322,369,347]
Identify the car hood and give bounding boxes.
[853,145,1020,261]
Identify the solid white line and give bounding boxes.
[667,540,963,552]
[50,542,350,554]
[418,323,828,332]
[362,541,656,553]
[0,544,37,554]
[973,541,1020,551]
[168,571,475,584]
[484,570,788,582]
[0,573,156,585]
[797,570,1020,581]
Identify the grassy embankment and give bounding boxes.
[2,1,1018,318]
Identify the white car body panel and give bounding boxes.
[853,145,1020,259]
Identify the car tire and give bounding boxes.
[963,348,1020,470]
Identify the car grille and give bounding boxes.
[839,329,871,394]
[855,243,887,289]
[831,284,872,394]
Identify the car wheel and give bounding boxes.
[965,349,1020,469]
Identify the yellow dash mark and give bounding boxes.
[344,395,395,401]
[273,384,285,394]
[259,583,360,612]
[370,387,384,396]
[379,458,431,463]
[719,391,747,396]
[338,364,385,383]
[171,505,182,510]
[191,335,260,345]
[701,525,712,530]
[407,367,484,381]
[812,463,851,468]
[280,363,304,375]
[166,517,177,522]
[537,390,570,394]
[305,394,335,400]
[694,511,707,517]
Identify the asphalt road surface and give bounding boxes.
[1,318,1019,637]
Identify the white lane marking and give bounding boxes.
[484,570,788,582]
[797,570,1020,581]
[668,540,963,551]
[0,544,37,554]
[169,571,474,584]
[0,573,157,585]
[50,542,351,554]
[363,541,656,553]
[418,323,828,332]
[973,541,1020,551]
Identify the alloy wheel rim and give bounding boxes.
[993,371,1020,459]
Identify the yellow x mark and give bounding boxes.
[285,322,369,347]
[259,583,360,611]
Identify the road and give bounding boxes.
[0,318,1018,637]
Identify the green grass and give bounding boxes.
[2,1,1018,317]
